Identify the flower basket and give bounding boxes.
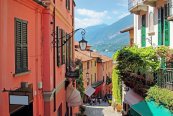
[116,104,122,112]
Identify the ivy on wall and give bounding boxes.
[112,68,122,104]
[76,61,85,99]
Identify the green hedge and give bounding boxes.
[146,86,173,111]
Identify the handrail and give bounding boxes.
[157,68,173,91]
[128,0,143,10]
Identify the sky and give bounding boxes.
[75,0,129,29]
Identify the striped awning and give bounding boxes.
[84,85,95,97]
[66,86,82,107]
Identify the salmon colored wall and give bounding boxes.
[0,0,44,116]
[97,60,113,96]
[42,0,75,115]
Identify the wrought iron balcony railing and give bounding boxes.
[157,68,173,91]
[143,0,157,6]
[128,0,143,10]
[128,0,148,15]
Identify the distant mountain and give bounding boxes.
[75,14,133,57]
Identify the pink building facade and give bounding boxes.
[0,0,79,116]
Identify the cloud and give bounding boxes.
[75,8,108,28]
[76,8,108,18]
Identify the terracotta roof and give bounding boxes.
[75,48,112,62]
[100,55,112,62]
[75,49,92,62]
[120,25,134,33]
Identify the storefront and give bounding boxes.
[9,84,33,116]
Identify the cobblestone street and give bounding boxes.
[84,102,122,116]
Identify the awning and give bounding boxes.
[91,81,103,88]
[66,86,82,107]
[129,100,173,116]
[84,85,95,97]
[94,84,102,95]
[124,89,144,106]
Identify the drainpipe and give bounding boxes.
[53,0,56,89]
[53,0,56,111]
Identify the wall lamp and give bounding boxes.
[53,28,88,51]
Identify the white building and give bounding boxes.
[129,0,173,48]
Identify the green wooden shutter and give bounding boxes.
[164,4,170,46]
[141,15,146,47]
[15,19,22,73]
[61,29,63,65]
[62,29,66,64]
[164,19,170,46]
[68,0,70,10]
[15,18,28,73]
[56,26,61,67]
[66,33,69,68]
[158,8,162,46]
[22,21,28,71]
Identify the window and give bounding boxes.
[56,26,61,66]
[87,61,89,69]
[95,61,96,66]
[66,0,70,10]
[141,15,146,47]
[149,12,154,33]
[66,33,70,69]
[15,18,28,73]
[167,0,173,17]
[61,29,66,64]
[95,73,96,82]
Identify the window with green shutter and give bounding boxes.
[164,4,170,46]
[66,33,70,69]
[15,18,28,73]
[56,26,61,67]
[66,0,70,11]
[141,15,146,47]
[158,7,164,46]
[62,29,66,64]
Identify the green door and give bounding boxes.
[141,15,146,47]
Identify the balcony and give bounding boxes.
[65,70,79,79]
[128,0,148,15]
[157,68,173,91]
[143,0,157,6]
[167,0,173,21]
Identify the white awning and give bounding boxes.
[66,86,82,107]
[84,85,95,97]
[124,88,144,106]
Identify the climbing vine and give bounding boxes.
[76,61,85,99]
[112,68,122,104]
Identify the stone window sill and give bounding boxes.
[167,16,173,21]
[148,32,155,36]
[13,70,31,77]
